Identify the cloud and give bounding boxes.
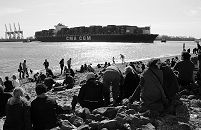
[0,8,24,16]
[189,9,198,15]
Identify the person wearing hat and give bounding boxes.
[173,51,194,90]
[77,72,110,111]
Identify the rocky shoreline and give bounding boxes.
[1,54,201,130]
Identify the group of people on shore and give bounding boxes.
[1,44,201,129]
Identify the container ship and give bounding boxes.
[35,23,158,43]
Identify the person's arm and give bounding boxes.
[128,77,144,103]
[77,85,85,107]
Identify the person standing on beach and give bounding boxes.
[22,60,29,78]
[43,59,49,69]
[59,58,64,74]
[112,57,115,64]
[18,62,23,79]
[120,54,125,64]
[67,58,72,69]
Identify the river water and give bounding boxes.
[0,41,197,78]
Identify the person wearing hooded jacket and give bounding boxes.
[128,58,168,113]
[77,72,110,111]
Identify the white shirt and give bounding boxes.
[12,79,20,88]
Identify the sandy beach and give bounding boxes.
[0,53,200,129]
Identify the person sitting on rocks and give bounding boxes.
[0,86,12,117]
[44,75,56,91]
[46,68,54,78]
[77,72,110,111]
[4,76,14,92]
[121,66,140,99]
[12,75,20,88]
[127,58,168,113]
[173,51,194,91]
[3,87,32,130]
[31,84,70,130]
[62,73,75,89]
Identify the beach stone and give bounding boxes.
[188,95,196,100]
[175,103,190,123]
[178,122,192,130]
[88,121,100,129]
[68,115,84,127]
[75,108,91,120]
[140,123,155,130]
[140,116,152,125]
[100,119,122,130]
[77,125,90,130]
[86,114,107,121]
[92,107,118,119]
[123,114,142,128]
[128,101,140,111]
[190,99,201,108]
[125,109,136,115]
[60,119,77,130]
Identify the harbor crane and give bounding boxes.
[4,23,24,39]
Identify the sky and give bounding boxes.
[0,0,201,39]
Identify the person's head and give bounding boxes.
[45,59,47,62]
[35,84,47,95]
[24,59,26,63]
[12,75,17,80]
[181,51,191,60]
[147,58,161,69]
[13,87,25,98]
[125,66,133,75]
[86,72,96,81]
[5,76,9,81]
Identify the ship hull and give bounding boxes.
[36,34,158,43]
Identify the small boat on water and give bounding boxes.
[161,39,166,43]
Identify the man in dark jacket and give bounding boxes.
[31,84,70,130]
[173,51,194,90]
[78,72,110,111]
